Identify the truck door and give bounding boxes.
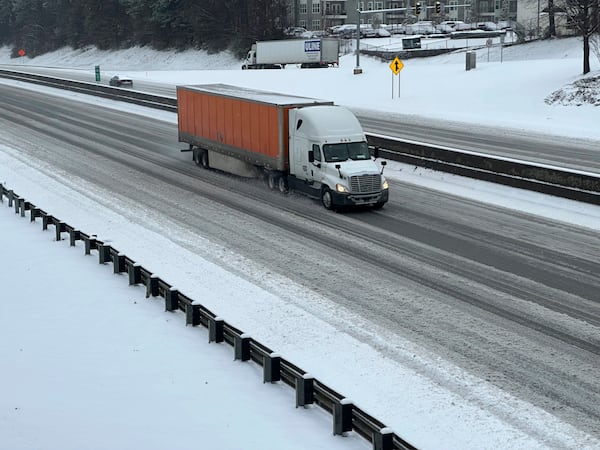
[290,135,310,180]
[290,138,321,185]
[308,143,324,187]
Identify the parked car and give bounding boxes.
[332,23,359,37]
[361,26,391,38]
[454,22,474,31]
[109,75,133,87]
[435,23,455,34]
[439,20,473,31]
[284,27,308,37]
[385,24,406,35]
[405,22,435,35]
[477,22,498,31]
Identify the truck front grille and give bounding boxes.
[349,174,381,193]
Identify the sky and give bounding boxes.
[1,35,599,450]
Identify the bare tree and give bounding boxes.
[548,0,557,36]
[564,0,600,73]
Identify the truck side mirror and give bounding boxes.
[308,150,314,163]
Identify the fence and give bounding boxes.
[0,183,417,450]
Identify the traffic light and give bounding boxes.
[435,1,441,13]
[415,2,422,14]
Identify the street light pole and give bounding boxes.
[355,10,362,74]
[537,0,540,38]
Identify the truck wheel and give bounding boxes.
[267,172,278,190]
[200,150,209,169]
[321,188,334,210]
[278,176,288,194]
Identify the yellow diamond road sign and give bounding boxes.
[389,57,404,75]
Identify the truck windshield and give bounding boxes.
[322,142,370,162]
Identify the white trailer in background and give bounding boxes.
[242,38,340,69]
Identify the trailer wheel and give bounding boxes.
[267,172,278,190]
[278,176,288,194]
[193,149,201,166]
[321,188,334,210]
[200,150,209,169]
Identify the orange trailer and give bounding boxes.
[177,84,332,172]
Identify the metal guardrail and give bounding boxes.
[368,134,600,205]
[0,69,177,111]
[0,184,418,450]
[2,68,597,205]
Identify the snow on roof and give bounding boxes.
[177,83,333,107]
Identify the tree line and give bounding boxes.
[0,0,289,58]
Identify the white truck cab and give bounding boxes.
[288,105,388,209]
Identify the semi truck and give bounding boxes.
[241,38,340,69]
[177,84,389,210]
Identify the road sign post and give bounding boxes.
[389,56,404,99]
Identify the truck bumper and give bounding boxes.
[332,189,389,207]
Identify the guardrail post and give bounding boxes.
[113,253,126,274]
[186,303,202,326]
[7,189,14,207]
[42,214,52,230]
[128,263,141,285]
[263,352,281,383]
[234,334,251,361]
[373,427,394,450]
[14,197,21,214]
[146,274,159,298]
[98,244,111,264]
[54,219,66,241]
[296,374,314,408]
[19,199,28,217]
[69,229,81,246]
[333,398,353,436]
[85,236,97,255]
[0,184,4,202]
[30,207,40,222]
[165,287,179,311]
[208,317,224,343]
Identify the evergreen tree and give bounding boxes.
[0,0,291,55]
[79,0,130,49]
[0,0,15,46]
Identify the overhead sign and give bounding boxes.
[389,57,404,75]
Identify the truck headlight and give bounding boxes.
[336,183,349,193]
[382,177,389,190]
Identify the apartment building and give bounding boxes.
[287,0,518,30]
[290,0,359,30]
